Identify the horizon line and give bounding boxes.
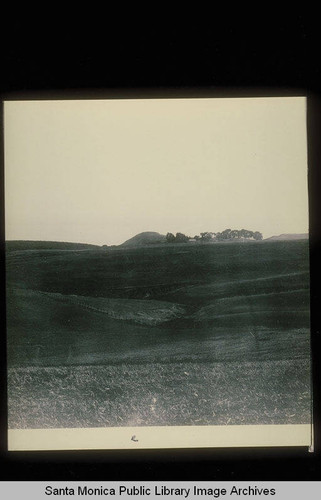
[5,230,309,247]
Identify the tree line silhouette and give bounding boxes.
[166,228,263,243]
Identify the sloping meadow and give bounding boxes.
[6,240,311,427]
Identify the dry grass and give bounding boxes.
[8,359,311,429]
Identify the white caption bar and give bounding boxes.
[0,482,320,500]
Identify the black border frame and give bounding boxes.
[1,17,320,481]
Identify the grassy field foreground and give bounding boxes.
[8,359,310,428]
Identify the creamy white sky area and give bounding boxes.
[5,97,309,246]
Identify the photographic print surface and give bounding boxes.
[5,97,311,448]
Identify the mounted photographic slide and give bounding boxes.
[4,96,312,450]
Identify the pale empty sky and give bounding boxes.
[5,97,309,245]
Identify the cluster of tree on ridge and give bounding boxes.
[166,228,263,243]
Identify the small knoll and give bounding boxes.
[264,233,308,241]
[120,231,166,247]
[6,240,101,251]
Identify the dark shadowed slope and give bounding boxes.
[120,231,166,247]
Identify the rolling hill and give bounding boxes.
[120,231,166,247]
[264,233,308,241]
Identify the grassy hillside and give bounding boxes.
[7,239,310,365]
[6,240,311,428]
